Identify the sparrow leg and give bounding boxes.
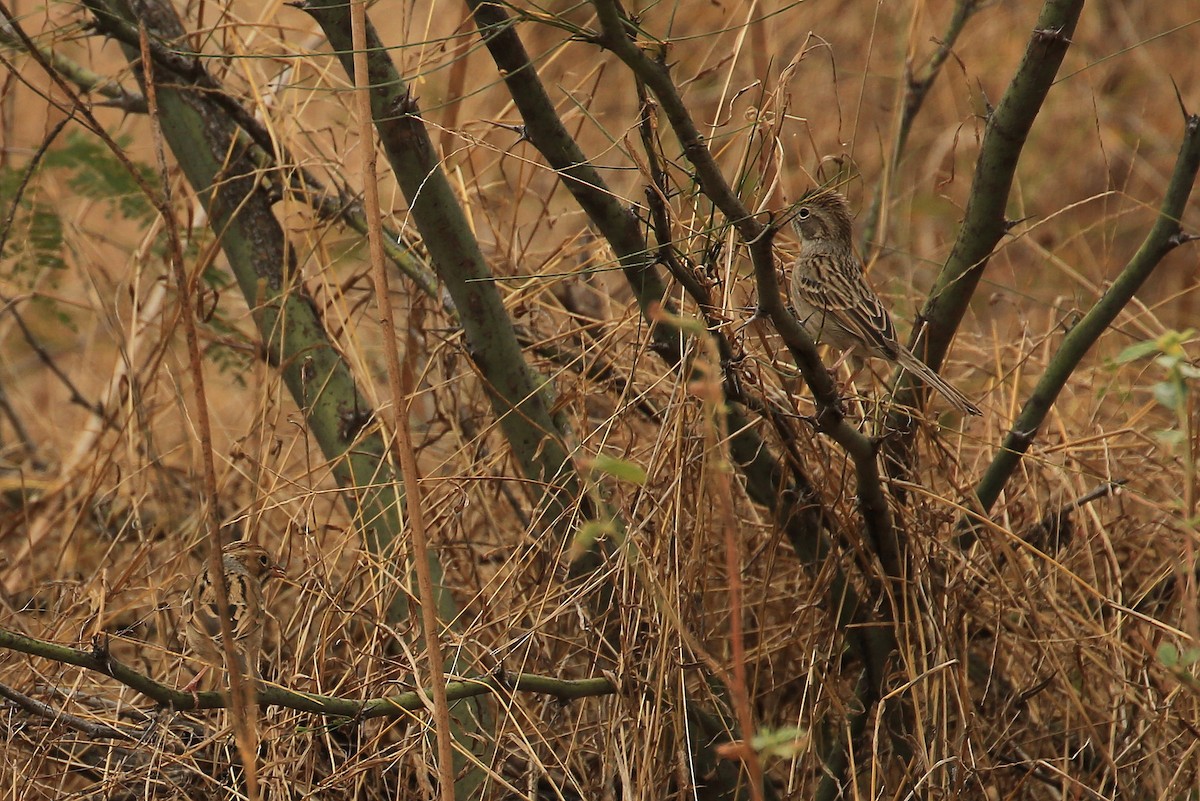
[827,349,853,374]
[830,352,870,418]
[180,666,209,708]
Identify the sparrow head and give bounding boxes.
[222,541,286,581]
[790,190,853,245]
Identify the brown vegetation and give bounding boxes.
[1,1,1198,799]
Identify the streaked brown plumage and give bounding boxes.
[788,190,981,416]
[181,542,284,692]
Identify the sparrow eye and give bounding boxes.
[258,554,270,567]
[797,207,810,220]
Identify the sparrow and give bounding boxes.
[180,541,284,698]
[788,189,981,415]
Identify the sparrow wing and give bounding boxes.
[792,252,901,358]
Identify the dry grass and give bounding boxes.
[2,0,1199,799]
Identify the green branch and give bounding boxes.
[467,0,681,365]
[586,0,913,791]
[586,0,902,587]
[885,0,1086,480]
[918,0,1086,363]
[300,0,587,552]
[967,113,1200,537]
[0,626,615,719]
[82,0,416,621]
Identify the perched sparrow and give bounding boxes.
[788,190,981,416]
[181,542,284,695]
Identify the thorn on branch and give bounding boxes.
[337,405,373,442]
[1007,426,1039,448]
[625,204,646,233]
[741,306,770,328]
[484,119,528,143]
[490,663,509,690]
[1032,25,1070,44]
[814,401,845,433]
[1057,308,1083,335]
[1004,215,1034,233]
[867,435,889,457]
[791,411,820,431]
[387,87,421,118]
[91,633,113,673]
[976,82,994,120]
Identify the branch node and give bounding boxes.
[491,663,510,690]
[1008,426,1038,447]
[1004,214,1033,233]
[90,633,113,672]
[1032,25,1070,44]
[814,401,845,432]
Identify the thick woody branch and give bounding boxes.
[300,0,588,557]
[586,0,902,589]
[79,0,414,625]
[587,1,909,790]
[81,4,440,299]
[0,627,616,718]
[467,0,681,365]
[468,7,895,711]
[965,113,1200,540]
[887,0,1085,436]
[918,0,1086,364]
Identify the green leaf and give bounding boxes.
[1115,339,1163,364]
[571,519,618,561]
[590,454,647,485]
[1116,330,1197,364]
[1158,329,1197,358]
[1154,353,1184,372]
[1155,429,1186,449]
[27,204,65,271]
[1152,379,1184,411]
[0,165,66,280]
[44,131,156,222]
[1159,644,1179,668]
[751,726,808,759]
